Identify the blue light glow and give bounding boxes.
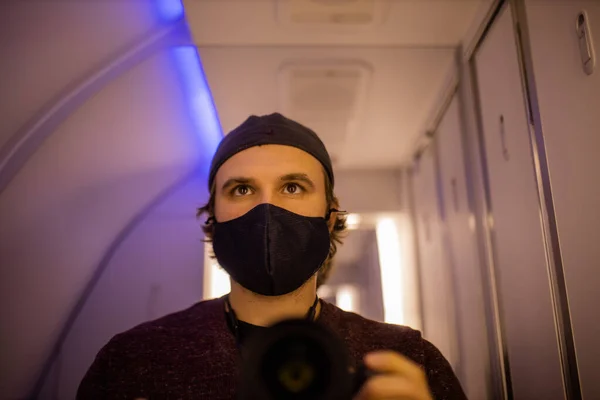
[155,0,184,22]
[172,46,223,154]
[153,0,223,158]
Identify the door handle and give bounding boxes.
[499,114,510,161]
[451,178,459,213]
[577,11,595,75]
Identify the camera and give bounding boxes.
[236,319,375,400]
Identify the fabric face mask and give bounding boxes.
[211,203,331,296]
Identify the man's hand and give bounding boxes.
[354,351,434,400]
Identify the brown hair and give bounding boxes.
[196,171,347,288]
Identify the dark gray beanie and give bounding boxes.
[208,113,334,189]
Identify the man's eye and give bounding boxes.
[232,185,252,196]
[284,183,303,194]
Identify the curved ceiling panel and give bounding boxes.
[0,2,158,150]
[0,48,205,397]
[43,171,208,399]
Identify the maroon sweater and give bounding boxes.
[78,297,467,399]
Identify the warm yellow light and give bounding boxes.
[346,213,361,230]
[336,285,358,312]
[376,218,404,325]
[203,245,230,299]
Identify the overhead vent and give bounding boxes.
[278,60,372,165]
[276,0,386,27]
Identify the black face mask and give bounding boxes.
[211,203,332,296]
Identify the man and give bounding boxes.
[78,113,467,399]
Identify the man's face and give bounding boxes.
[214,145,328,222]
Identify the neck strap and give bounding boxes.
[224,294,320,348]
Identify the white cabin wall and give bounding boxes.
[522,2,600,398]
[434,94,492,400]
[410,145,460,371]
[333,168,404,213]
[408,1,600,399]
[472,5,564,398]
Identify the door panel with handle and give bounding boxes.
[474,3,565,399]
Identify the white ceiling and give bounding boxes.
[184,0,486,47]
[184,0,489,168]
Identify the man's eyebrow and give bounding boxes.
[220,177,254,193]
[279,173,315,189]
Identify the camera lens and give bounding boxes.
[262,335,331,398]
[238,319,354,400]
